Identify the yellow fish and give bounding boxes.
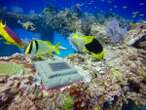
[25,40,61,59]
[0,20,25,48]
[69,32,104,60]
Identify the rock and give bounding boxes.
[6,80,14,87]
[0,86,11,93]
[0,76,8,83]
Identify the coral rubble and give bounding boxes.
[0,40,145,110]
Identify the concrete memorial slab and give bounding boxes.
[34,57,88,89]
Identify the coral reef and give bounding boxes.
[105,19,128,43]
[125,22,146,51]
[0,5,129,37]
[66,37,146,109]
[0,30,145,110]
[0,4,146,110]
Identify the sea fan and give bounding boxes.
[106,19,128,43]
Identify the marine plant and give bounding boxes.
[61,93,73,110]
[106,19,128,43]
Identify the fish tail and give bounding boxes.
[92,50,104,61]
[54,43,60,55]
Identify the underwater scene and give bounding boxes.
[0,0,146,110]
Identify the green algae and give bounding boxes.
[0,63,24,75]
[111,68,123,81]
[61,93,73,110]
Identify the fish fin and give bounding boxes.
[82,48,88,53]
[0,37,3,40]
[4,42,19,48]
[36,55,46,60]
[46,41,51,45]
[54,43,61,55]
[59,46,67,50]
[4,42,11,45]
[92,50,104,61]
[48,51,54,57]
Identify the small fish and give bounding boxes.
[107,0,112,4]
[25,40,61,59]
[0,20,25,48]
[17,20,36,31]
[131,11,139,18]
[69,32,104,60]
[139,13,144,17]
[113,5,118,8]
[109,8,113,11]
[132,11,139,15]
[122,6,127,9]
[100,0,105,2]
[139,2,144,6]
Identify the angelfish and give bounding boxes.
[69,32,104,60]
[0,20,25,48]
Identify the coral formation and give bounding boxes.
[0,4,146,110]
[106,19,128,43]
[66,34,146,109]
[0,5,129,37]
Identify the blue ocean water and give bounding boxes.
[0,0,146,20]
[15,29,75,57]
[0,1,146,109]
[53,32,75,57]
[0,0,146,56]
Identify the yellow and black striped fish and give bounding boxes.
[25,40,60,58]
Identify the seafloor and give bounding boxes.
[0,6,146,110]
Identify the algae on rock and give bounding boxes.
[0,63,24,75]
[61,93,73,110]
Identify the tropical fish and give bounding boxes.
[69,32,104,60]
[0,20,25,48]
[17,20,36,31]
[122,5,127,9]
[139,2,144,6]
[25,40,61,59]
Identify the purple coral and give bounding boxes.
[106,19,128,43]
